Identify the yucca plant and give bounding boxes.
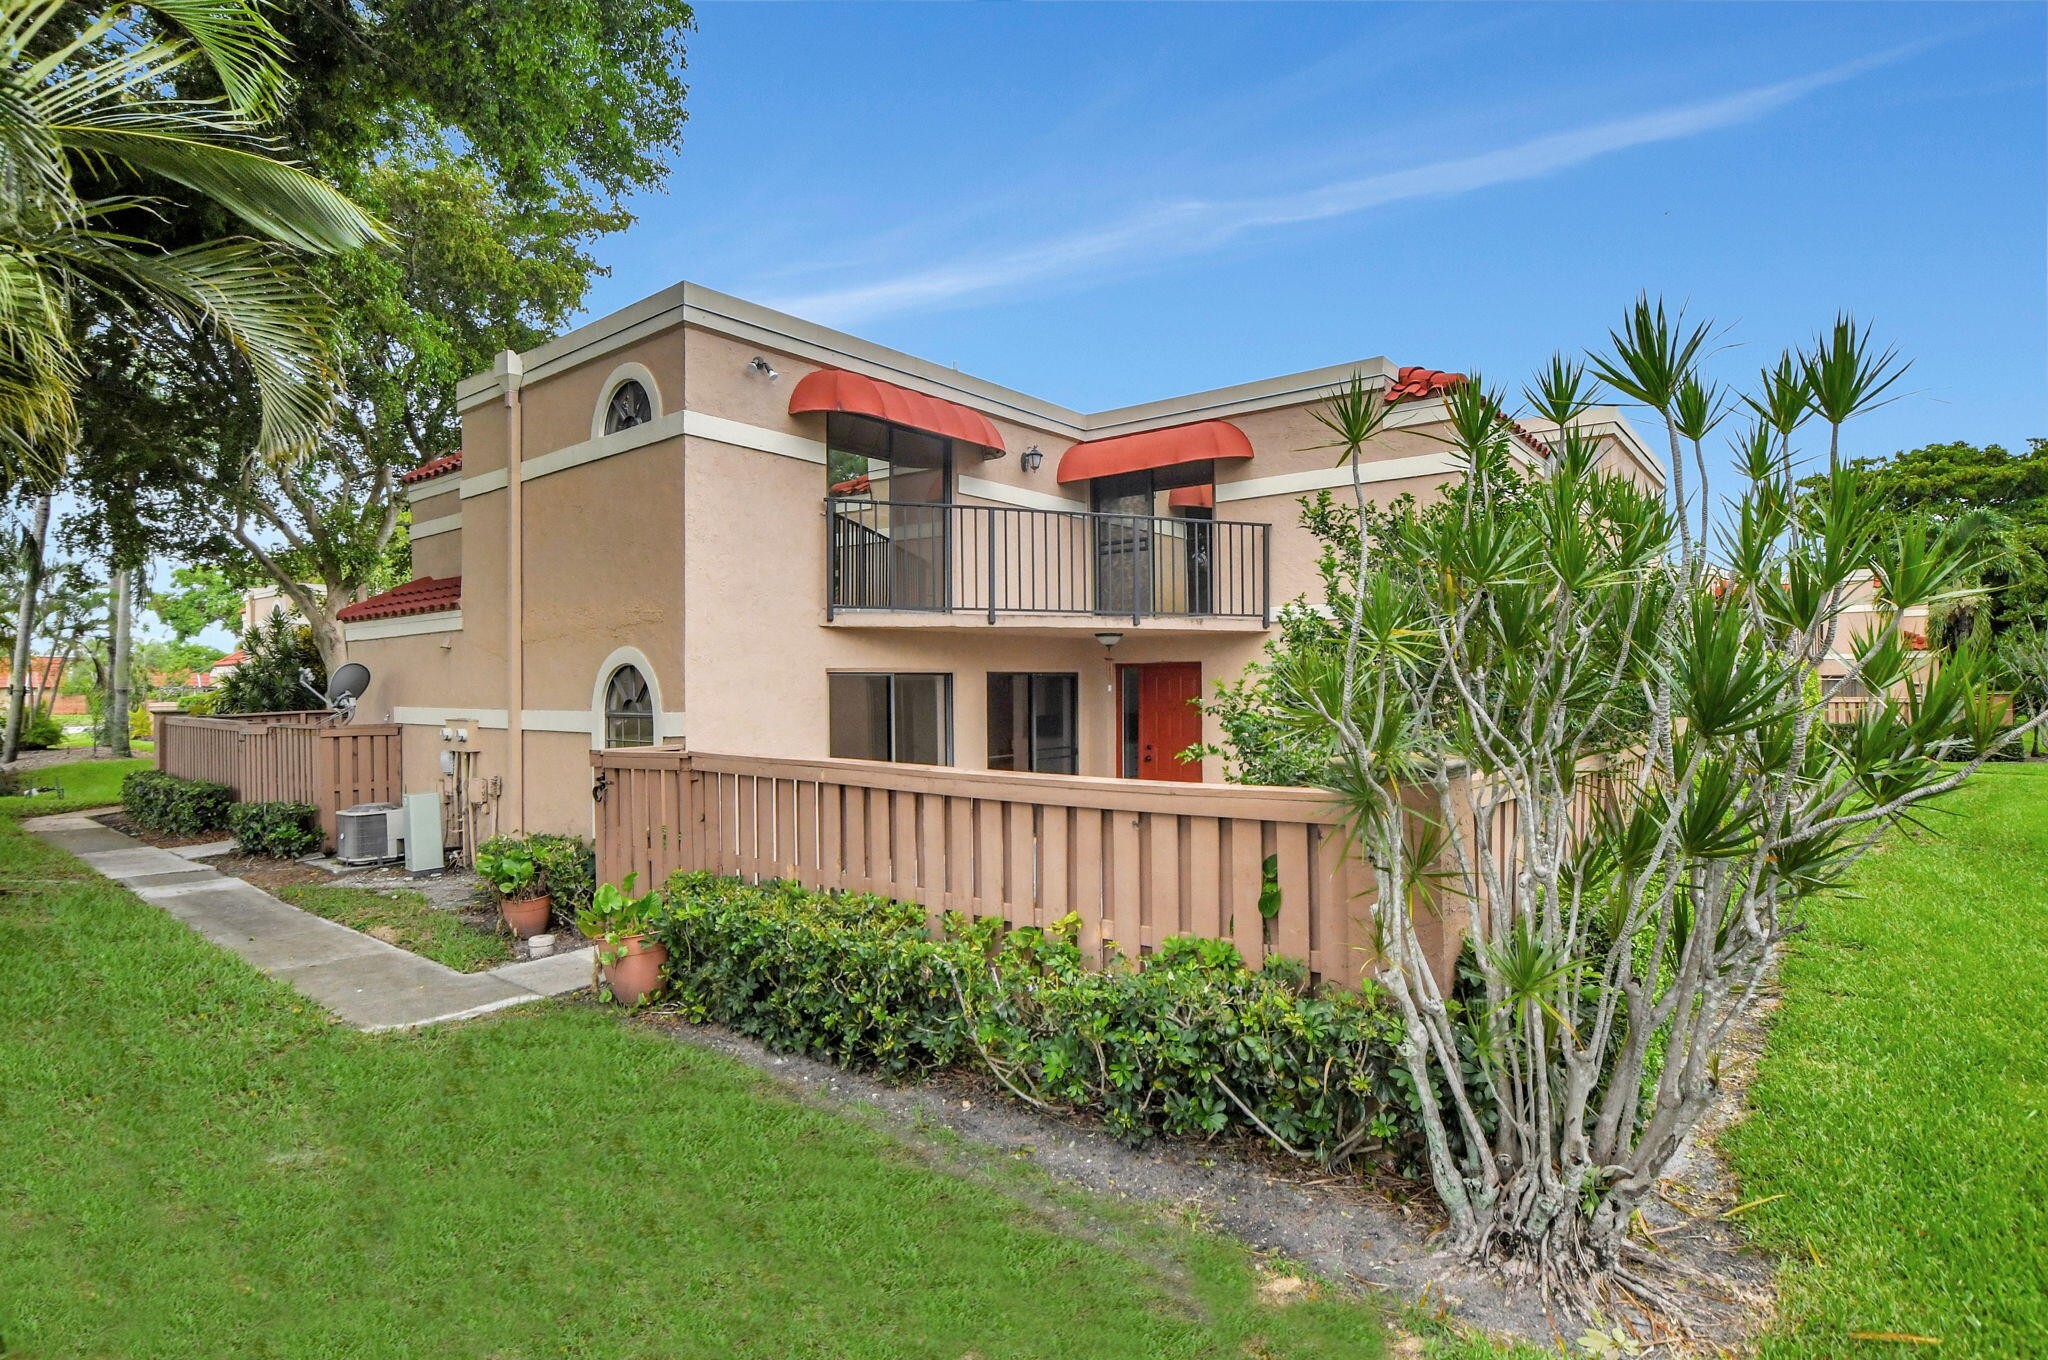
[1270,302,2048,1323]
[0,0,382,478]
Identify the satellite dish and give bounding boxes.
[320,663,372,723]
[327,662,372,706]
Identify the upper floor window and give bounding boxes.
[603,664,655,747]
[604,379,653,435]
[825,411,952,504]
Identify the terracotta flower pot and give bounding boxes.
[500,893,552,939]
[602,933,668,1007]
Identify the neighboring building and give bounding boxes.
[240,583,320,634]
[0,657,86,716]
[339,282,1666,838]
[1816,574,1933,701]
[192,650,247,691]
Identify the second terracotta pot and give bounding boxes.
[602,934,669,1007]
[500,893,552,938]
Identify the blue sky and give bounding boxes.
[584,0,2045,470]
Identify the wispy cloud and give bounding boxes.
[769,47,1918,327]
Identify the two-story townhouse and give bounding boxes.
[337,282,1664,841]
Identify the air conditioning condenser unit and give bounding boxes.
[335,802,407,865]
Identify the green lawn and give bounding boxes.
[1,756,151,815]
[276,880,514,972]
[1727,762,2048,1359]
[0,762,1390,1359]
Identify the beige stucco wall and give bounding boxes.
[349,288,1667,841]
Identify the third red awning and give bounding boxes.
[789,368,1005,453]
[1056,419,1253,484]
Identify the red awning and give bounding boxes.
[1056,420,1253,484]
[789,369,1005,452]
[1167,484,1215,509]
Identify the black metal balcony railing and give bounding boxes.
[827,497,1270,625]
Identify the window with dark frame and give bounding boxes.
[603,664,655,747]
[987,673,1079,774]
[828,672,952,765]
[824,411,954,502]
[603,379,653,435]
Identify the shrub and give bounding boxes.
[128,707,154,743]
[955,921,1424,1167]
[16,712,63,750]
[650,873,1431,1169]
[477,832,596,916]
[226,801,321,858]
[178,692,219,715]
[121,770,232,834]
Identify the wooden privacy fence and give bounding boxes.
[154,712,403,849]
[594,748,1480,987]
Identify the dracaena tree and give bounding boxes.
[1265,303,2048,1319]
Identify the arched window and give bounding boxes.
[603,665,655,747]
[603,379,653,435]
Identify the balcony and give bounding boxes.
[825,497,1270,628]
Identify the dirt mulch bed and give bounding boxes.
[90,810,230,849]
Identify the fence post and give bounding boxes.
[312,732,340,851]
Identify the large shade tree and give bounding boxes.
[1258,301,2047,1323]
[1808,437,2048,652]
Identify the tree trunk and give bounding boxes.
[309,599,347,672]
[108,564,132,756]
[3,493,53,763]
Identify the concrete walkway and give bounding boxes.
[26,811,594,1031]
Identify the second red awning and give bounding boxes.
[1056,419,1253,484]
[789,368,1005,453]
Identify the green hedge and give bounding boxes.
[226,801,321,858]
[651,873,1434,1171]
[121,770,232,835]
[653,874,972,1077]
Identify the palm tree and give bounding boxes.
[0,0,383,479]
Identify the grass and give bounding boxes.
[275,880,514,972]
[1725,762,2048,1359]
[0,760,1391,1359]
[0,756,151,815]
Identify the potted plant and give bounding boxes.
[575,874,667,1006]
[476,842,551,938]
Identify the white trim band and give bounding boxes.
[410,513,461,540]
[342,610,463,641]
[1215,452,1462,502]
[392,706,508,729]
[682,409,827,464]
[956,475,1085,513]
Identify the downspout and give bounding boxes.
[498,349,526,830]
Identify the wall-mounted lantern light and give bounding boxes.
[1020,445,1044,473]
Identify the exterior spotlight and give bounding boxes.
[747,356,780,380]
[1020,445,1044,473]
[1094,632,1123,649]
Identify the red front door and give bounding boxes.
[1118,662,1202,782]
